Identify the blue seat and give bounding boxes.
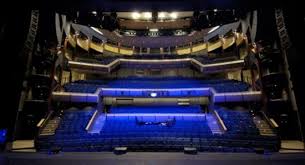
[63,78,250,93]
[36,104,279,152]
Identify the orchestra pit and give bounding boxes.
[0,0,304,164]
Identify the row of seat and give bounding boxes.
[63,78,249,93]
[36,106,279,152]
[109,105,202,114]
[216,107,261,136]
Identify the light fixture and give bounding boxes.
[213,9,218,12]
[91,11,97,15]
[132,12,141,19]
[149,28,158,32]
[169,12,178,19]
[143,12,152,19]
[158,12,166,19]
[150,92,157,97]
[208,25,220,33]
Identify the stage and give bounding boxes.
[1,152,305,165]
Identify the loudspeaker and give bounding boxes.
[101,13,118,31]
[261,73,287,100]
[30,74,51,100]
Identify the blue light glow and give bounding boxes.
[0,129,7,143]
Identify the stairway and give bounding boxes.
[87,111,106,134]
[253,116,276,136]
[206,114,224,135]
[39,117,61,136]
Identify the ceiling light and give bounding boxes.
[169,12,178,19]
[132,12,141,19]
[208,25,220,33]
[143,12,152,19]
[158,12,166,19]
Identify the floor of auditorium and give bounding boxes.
[9,140,305,153]
[0,140,302,165]
[1,142,305,165]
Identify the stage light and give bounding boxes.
[132,12,141,19]
[170,12,178,19]
[91,11,97,15]
[150,92,157,97]
[208,25,220,33]
[158,12,166,19]
[143,12,152,19]
[149,28,158,32]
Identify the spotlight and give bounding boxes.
[101,13,118,31]
[169,12,178,19]
[149,29,158,32]
[132,12,141,19]
[150,92,157,97]
[143,12,152,19]
[91,11,97,15]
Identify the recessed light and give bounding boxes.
[149,28,158,32]
[91,11,97,15]
[158,12,166,19]
[170,12,178,19]
[143,12,152,19]
[132,12,141,19]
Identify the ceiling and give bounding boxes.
[115,11,193,20]
[36,0,285,11]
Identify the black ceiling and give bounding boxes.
[22,0,289,11]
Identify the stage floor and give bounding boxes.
[1,151,305,165]
[3,140,304,165]
[10,140,305,153]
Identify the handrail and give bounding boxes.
[213,110,228,131]
[68,58,244,73]
[67,32,246,56]
[67,34,76,47]
[192,43,207,53]
[77,38,89,51]
[260,111,279,129]
[235,33,245,46]
[37,111,54,136]
[208,40,222,52]
[90,42,104,53]
[222,36,235,49]
[52,87,262,105]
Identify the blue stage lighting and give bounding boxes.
[0,129,7,144]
